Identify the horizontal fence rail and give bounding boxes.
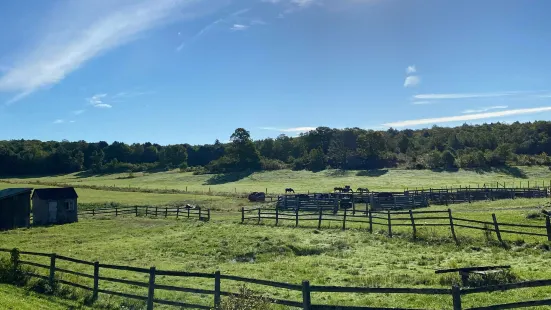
[241,207,551,244]
[2,248,551,309]
[78,205,210,222]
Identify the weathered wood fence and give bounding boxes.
[78,206,210,222]
[2,247,551,309]
[242,207,551,244]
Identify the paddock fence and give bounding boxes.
[241,207,551,244]
[78,205,210,222]
[3,248,551,309]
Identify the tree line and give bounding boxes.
[1,121,551,176]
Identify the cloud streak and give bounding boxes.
[406,65,416,74]
[0,0,202,104]
[260,126,316,133]
[383,107,551,128]
[462,105,508,114]
[404,76,420,88]
[413,92,523,100]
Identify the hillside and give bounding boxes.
[0,284,88,310]
[4,166,551,195]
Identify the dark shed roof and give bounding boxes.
[0,188,33,200]
[32,188,78,200]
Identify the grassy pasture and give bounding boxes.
[4,166,551,195]
[2,217,551,309]
[0,284,89,310]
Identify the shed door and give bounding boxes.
[48,202,57,223]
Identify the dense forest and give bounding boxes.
[2,121,551,176]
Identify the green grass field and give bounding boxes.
[0,284,89,310]
[4,166,551,195]
[2,168,551,309]
[1,217,551,309]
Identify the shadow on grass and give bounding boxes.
[356,169,389,177]
[203,170,254,185]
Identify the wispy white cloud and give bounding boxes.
[414,91,522,100]
[73,109,85,115]
[53,119,64,124]
[94,103,112,109]
[0,0,206,104]
[404,76,420,88]
[69,120,76,123]
[231,24,248,31]
[383,107,551,128]
[412,101,433,105]
[260,126,316,133]
[462,105,508,114]
[176,8,251,51]
[406,65,416,74]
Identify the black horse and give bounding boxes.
[285,188,295,193]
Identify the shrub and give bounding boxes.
[0,249,28,286]
[220,285,274,310]
[260,158,287,171]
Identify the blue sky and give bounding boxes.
[1,0,551,145]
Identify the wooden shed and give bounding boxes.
[0,188,32,230]
[32,187,79,226]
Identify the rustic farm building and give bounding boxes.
[0,188,32,230]
[32,187,78,226]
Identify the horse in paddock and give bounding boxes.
[285,188,295,193]
[334,187,344,192]
[357,188,370,193]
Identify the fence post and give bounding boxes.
[448,209,458,245]
[258,208,261,224]
[93,261,99,301]
[155,207,158,217]
[318,208,322,229]
[208,209,211,222]
[176,206,180,219]
[115,207,118,217]
[146,207,148,216]
[546,216,551,242]
[49,253,56,288]
[135,206,138,217]
[368,210,373,233]
[165,207,168,218]
[241,208,244,223]
[342,208,347,230]
[188,207,190,218]
[92,209,95,216]
[492,213,504,245]
[276,207,279,226]
[387,210,392,237]
[295,208,299,227]
[409,209,416,240]
[452,285,462,310]
[147,267,156,310]
[302,280,311,310]
[214,271,221,308]
[199,208,202,220]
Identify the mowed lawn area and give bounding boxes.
[1,217,551,309]
[0,182,248,211]
[4,166,551,195]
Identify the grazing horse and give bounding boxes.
[334,187,344,192]
[357,188,370,193]
[185,204,198,209]
[285,188,295,193]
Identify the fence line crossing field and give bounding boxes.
[2,167,551,309]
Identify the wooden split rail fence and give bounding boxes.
[2,248,551,309]
[242,207,551,244]
[79,206,210,222]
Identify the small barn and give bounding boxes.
[0,188,32,230]
[32,187,79,226]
